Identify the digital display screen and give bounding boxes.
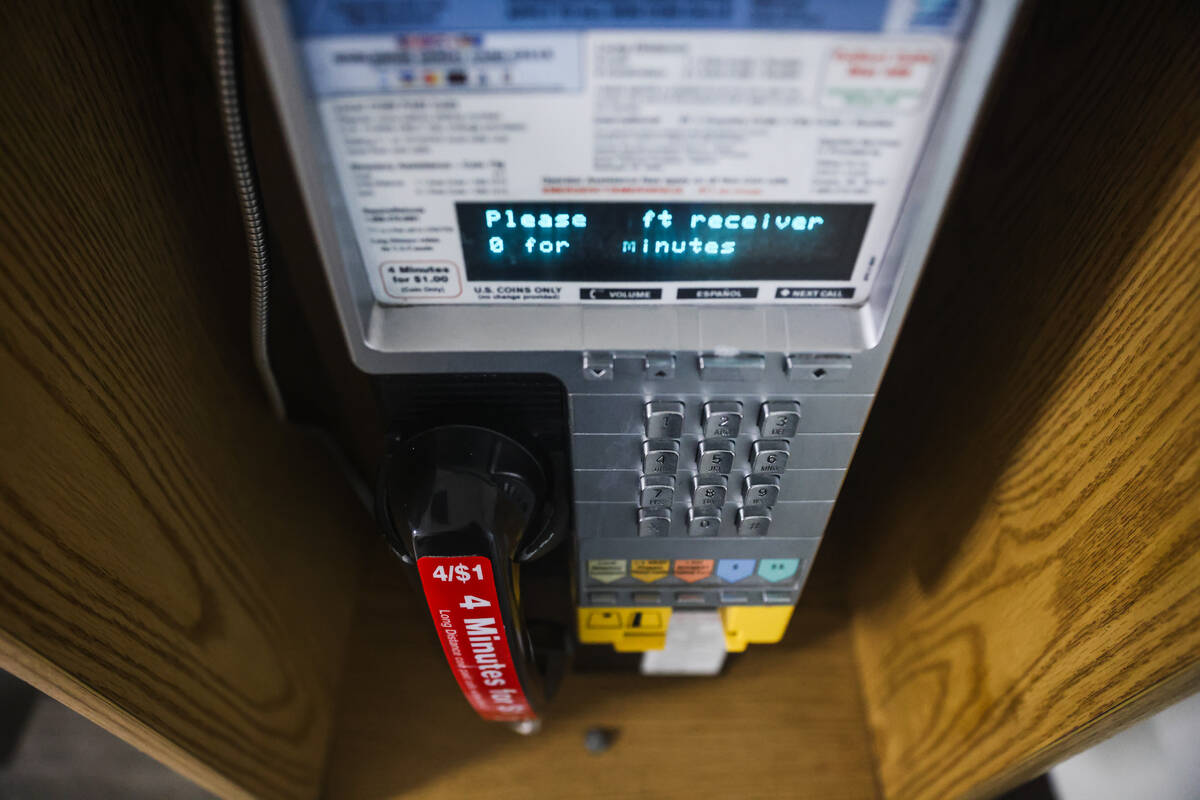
[456,202,873,283]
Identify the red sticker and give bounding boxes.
[417,556,535,722]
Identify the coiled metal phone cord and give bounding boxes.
[212,0,287,420]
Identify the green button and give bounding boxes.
[757,558,800,583]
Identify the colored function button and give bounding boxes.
[743,474,780,508]
[631,559,671,582]
[760,401,802,438]
[717,558,756,583]
[643,439,680,475]
[674,559,714,583]
[639,475,675,508]
[588,559,628,583]
[750,440,790,474]
[692,477,728,511]
[757,558,800,583]
[645,400,685,438]
[697,438,735,476]
[702,401,743,437]
[737,507,771,536]
[637,508,671,537]
[687,509,721,536]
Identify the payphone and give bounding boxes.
[241,0,1020,726]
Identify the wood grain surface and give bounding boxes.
[325,543,878,800]
[833,2,1200,797]
[0,2,369,798]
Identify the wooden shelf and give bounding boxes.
[325,547,878,799]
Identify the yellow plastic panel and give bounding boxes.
[577,607,673,652]
[720,606,795,652]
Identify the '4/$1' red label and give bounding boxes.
[416,556,535,722]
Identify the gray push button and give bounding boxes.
[638,475,675,508]
[692,477,728,511]
[737,507,771,536]
[687,509,721,536]
[697,438,735,476]
[643,439,680,475]
[638,507,671,537]
[645,400,685,438]
[743,474,780,508]
[760,401,802,437]
[702,401,743,437]
[750,440,789,474]
[698,352,766,380]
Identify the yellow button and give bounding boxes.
[631,559,670,582]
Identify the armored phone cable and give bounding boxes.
[212,0,287,420]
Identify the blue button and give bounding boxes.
[716,559,756,583]
[757,558,800,583]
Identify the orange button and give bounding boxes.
[674,559,714,583]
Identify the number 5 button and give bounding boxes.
[697,438,735,475]
[751,440,789,474]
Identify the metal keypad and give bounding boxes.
[702,401,743,437]
[643,439,680,475]
[750,440,789,474]
[760,401,802,438]
[696,438,735,476]
[645,400,685,438]
[628,395,805,541]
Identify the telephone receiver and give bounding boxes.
[376,425,570,728]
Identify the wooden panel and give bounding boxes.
[0,2,368,798]
[836,2,1200,798]
[326,544,877,800]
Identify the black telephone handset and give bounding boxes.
[377,425,567,728]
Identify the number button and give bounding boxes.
[645,401,685,439]
[737,507,771,536]
[642,439,680,475]
[638,475,675,508]
[750,440,790,474]
[638,507,671,537]
[743,474,780,509]
[691,477,727,511]
[687,509,721,536]
[702,401,743,437]
[697,438,735,475]
[759,401,802,438]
